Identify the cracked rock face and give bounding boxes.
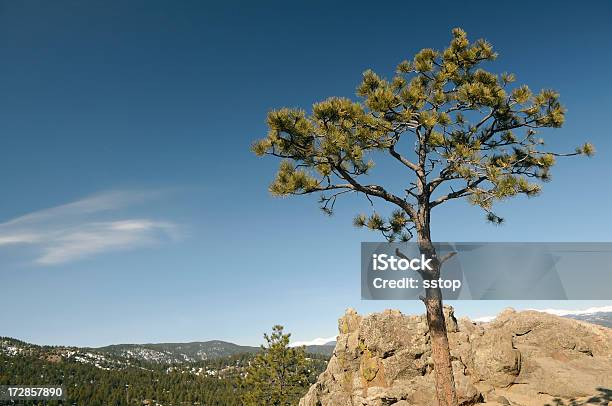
[299,307,612,406]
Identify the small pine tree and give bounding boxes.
[242,325,312,405]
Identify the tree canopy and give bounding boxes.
[253,28,593,241]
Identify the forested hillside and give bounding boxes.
[0,337,328,405]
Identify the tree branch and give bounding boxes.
[334,165,418,220]
[388,144,421,173]
[430,176,487,207]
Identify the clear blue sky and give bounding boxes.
[0,0,610,347]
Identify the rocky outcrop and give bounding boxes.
[299,307,612,406]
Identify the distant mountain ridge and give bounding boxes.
[564,311,612,328]
[95,340,337,363]
[0,336,336,368]
[302,342,336,356]
[95,340,260,363]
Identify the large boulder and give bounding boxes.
[299,307,612,406]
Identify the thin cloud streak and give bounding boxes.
[0,190,165,227]
[0,191,179,265]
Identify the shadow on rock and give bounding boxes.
[544,387,612,406]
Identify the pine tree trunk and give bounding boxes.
[424,284,458,406]
[417,230,458,406]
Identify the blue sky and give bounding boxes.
[0,1,611,347]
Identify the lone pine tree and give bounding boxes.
[243,325,312,405]
[252,28,593,406]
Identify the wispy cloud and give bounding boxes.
[0,190,179,265]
